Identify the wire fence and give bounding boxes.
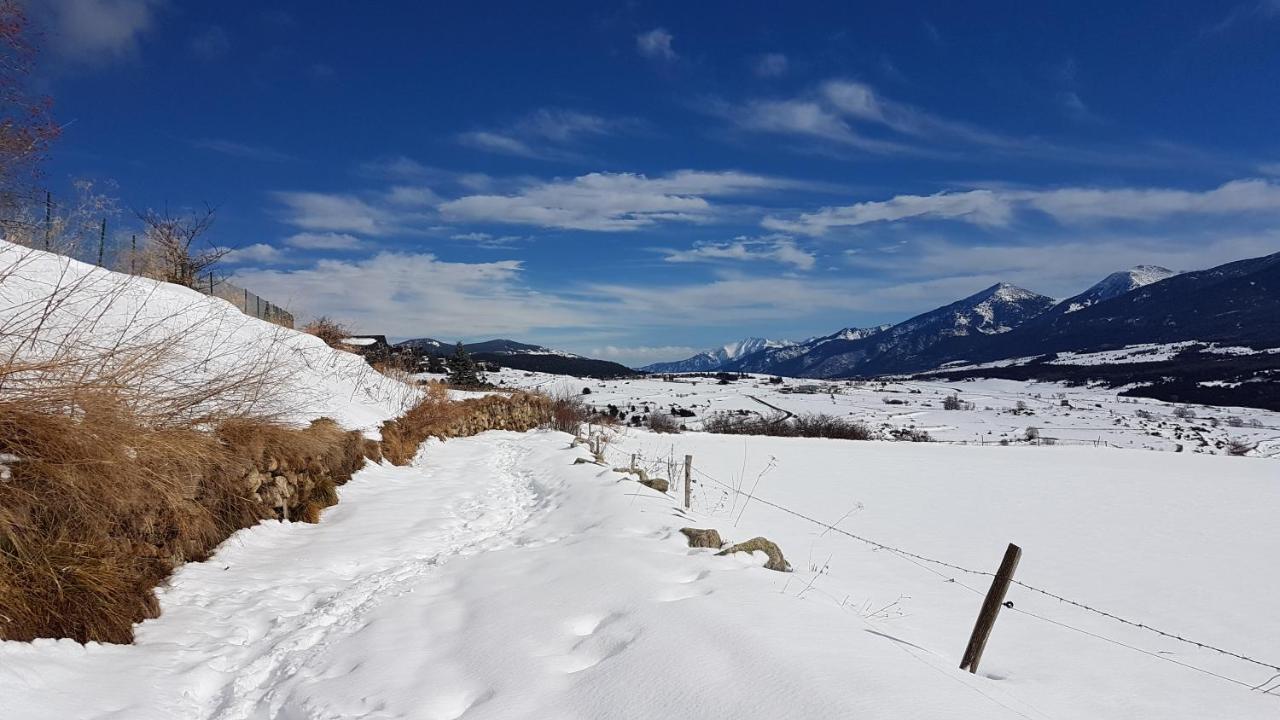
[195,272,293,328]
[600,438,1280,699]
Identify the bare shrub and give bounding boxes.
[1172,406,1197,419]
[1024,426,1041,441]
[704,411,871,440]
[645,411,682,434]
[943,394,963,410]
[302,316,351,349]
[1225,439,1253,457]
[547,392,588,434]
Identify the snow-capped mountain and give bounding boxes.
[723,327,889,373]
[789,283,1057,377]
[641,338,793,373]
[1060,265,1176,314]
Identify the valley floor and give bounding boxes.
[492,370,1280,457]
[3,427,1277,719]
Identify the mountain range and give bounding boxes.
[644,253,1280,382]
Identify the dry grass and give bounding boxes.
[380,383,555,465]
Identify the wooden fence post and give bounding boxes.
[630,453,637,471]
[683,454,692,509]
[959,543,1022,674]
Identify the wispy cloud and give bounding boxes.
[662,236,816,271]
[636,28,677,61]
[449,232,528,249]
[753,53,788,78]
[37,0,164,63]
[272,191,401,236]
[193,138,292,162]
[766,178,1280,235]
[282,232,366,250]
[188,25,230,61]
[1204,0,1280,35]
[458,108,638,161]
[439,170,804,232]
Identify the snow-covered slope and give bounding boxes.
[4,429,1276,718]
[1061,265,1176,314]
[0,241,416,433]
[641,337,793,373]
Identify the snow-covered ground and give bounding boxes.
[3,428,1276,718]
[0,241,416,433]
[492,369,1280,457]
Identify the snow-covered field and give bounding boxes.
[3,427,1276,718]
[492,368,1280,457]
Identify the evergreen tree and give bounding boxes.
[446,342,482,387]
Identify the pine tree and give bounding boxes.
[446,342,482,387]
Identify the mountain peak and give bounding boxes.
[1061,265,1177,313]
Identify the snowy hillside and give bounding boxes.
[0,241,416,433]
[642,337,793,373]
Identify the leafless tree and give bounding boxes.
[0,0,61,232]
[135,205,228,287]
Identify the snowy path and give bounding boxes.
[0,430,1062,719]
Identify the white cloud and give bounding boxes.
[766,189,1013,235]
[842,232,1280,300]
[384,185,440,207]
[449,232,526,249]
[224,243,285,264]
[38,0,163,62]
[439,170,798,232]
[232,253,591,338]
[663,236,816,271]
[1025,179,1280,222]
[589,345,702,366]
[282,232,365,250]
[766,179,1280,235]
[712,98,910,153]
[272,192,398,235]
[459,108,633,161]
[754,53,788,77]
[636,28,677,61]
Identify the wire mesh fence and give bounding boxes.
[196,273,294,328]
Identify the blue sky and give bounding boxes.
[30,0,1280,365]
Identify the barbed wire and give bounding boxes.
[609,446,1280,686]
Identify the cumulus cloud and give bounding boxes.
[232,253,592,338]
[663,236,816,271]
[37,0,164,62]
[766,179,1280,235]
[439,170,800,231]
[636,28,677,61]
